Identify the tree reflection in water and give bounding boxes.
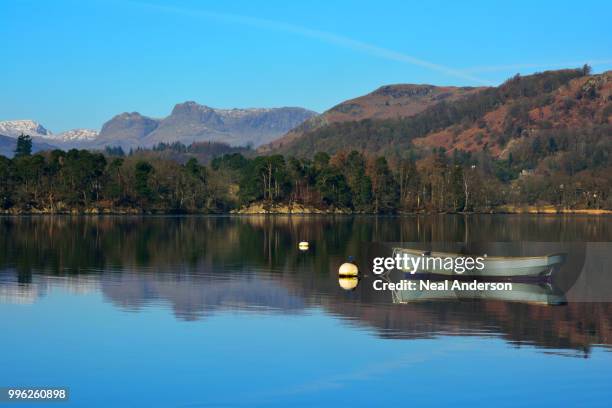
[1,215,611,356]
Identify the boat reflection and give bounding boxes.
[390,280,567,305]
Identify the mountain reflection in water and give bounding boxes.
[1,215,611,357]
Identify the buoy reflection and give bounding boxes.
[338,276,359,291]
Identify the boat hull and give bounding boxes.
[392,248,566,278]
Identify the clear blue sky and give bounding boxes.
[2,0,611,132]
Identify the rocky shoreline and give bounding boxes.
[232,203,612,215]
[230,203,351,214]
[1,203,611,215]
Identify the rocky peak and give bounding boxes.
[0,120,52,138]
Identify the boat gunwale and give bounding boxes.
[392,247,566,262]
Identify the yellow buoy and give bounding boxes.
[298,241,309,251]
[338,276,359,291]
[338,261,358,276]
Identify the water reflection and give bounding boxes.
[388,279,567,305]
[1,215,611,357]
[101,271,306,320]
[338,276,360,291]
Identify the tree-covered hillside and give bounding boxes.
[271,67,609,159]
[1,68,611,213]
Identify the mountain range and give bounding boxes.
[0,103,317,155]
[0,119,97,141]
[2,68,610,161]
[91,103,317,150]
[0,120,98,157]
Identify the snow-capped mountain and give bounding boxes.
[0,120,98,144]
[0,120,52,138]
[52,129,99,142]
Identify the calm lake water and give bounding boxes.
[1,215,611,407]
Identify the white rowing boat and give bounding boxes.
[391,248,566,278]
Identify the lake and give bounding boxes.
[1,215,611,407]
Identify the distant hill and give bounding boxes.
[263,68,611,159]
[130,140,252,165]
[0,134,58,157]
[0,134,17,157]
[93,102,317,150]
[92,112,160,150]
[260,84,483,152]
[1,103,316,152]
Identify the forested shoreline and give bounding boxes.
[2,68,610,215]
[1,131,611,214]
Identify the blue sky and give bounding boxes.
[1,0,611,132]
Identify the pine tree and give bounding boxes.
[14,134,32,158]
